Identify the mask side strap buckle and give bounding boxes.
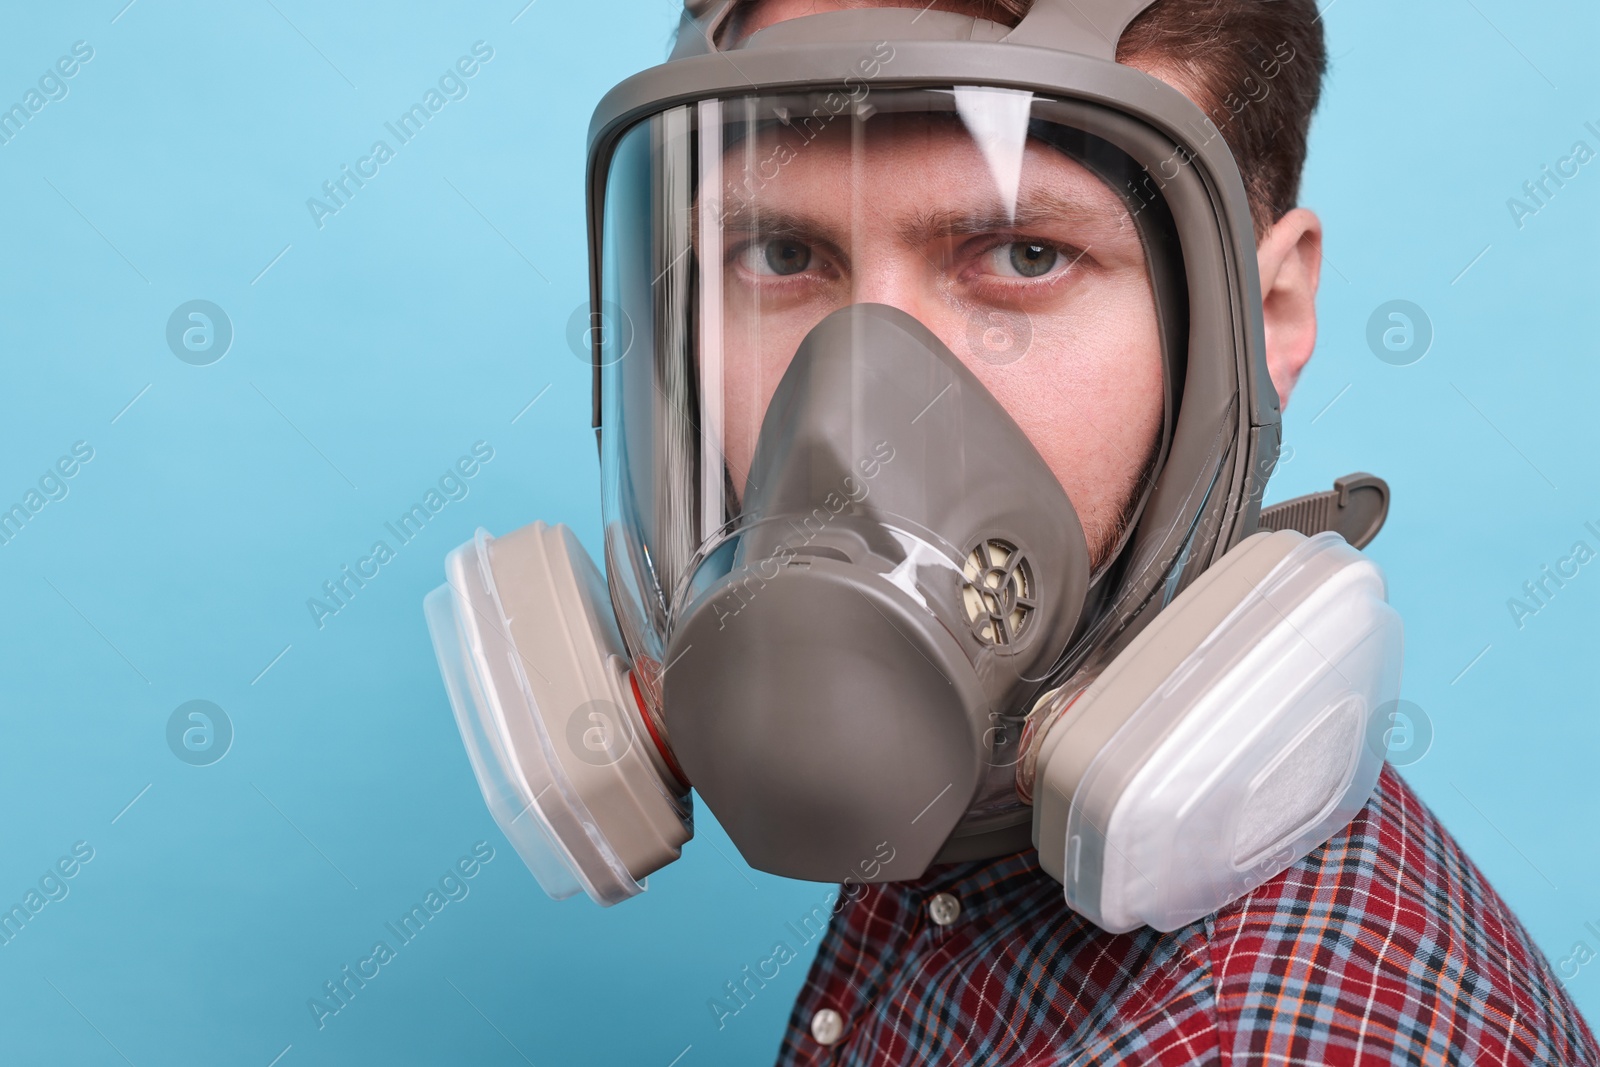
[1257,472,1391,550]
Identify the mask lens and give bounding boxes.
[598,86,1189,682]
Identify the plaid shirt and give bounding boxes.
[774,765,1599,1065]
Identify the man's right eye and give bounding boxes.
[740,239,813,276]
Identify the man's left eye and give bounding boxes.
[994,241,1060,278]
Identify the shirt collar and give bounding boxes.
[859,844,1056,920]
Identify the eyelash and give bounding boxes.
[723,243,847,303]
[964,236,1088,283]
[725,235,1090,284]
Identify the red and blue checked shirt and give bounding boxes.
[774,765,1599,1065]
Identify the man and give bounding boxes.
[426,0,1599,1062]
[686,1,1599,1064]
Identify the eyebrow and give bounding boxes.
[718,211,823,238]
[901,190,1133,243]
[715,189,1133,245]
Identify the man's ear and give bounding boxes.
[1256,207,1323,411]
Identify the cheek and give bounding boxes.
[977,295,1164,533]
[720,312,816,490]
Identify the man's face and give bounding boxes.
[713,113,1164,568]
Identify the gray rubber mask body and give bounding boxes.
[663,303,1091,883]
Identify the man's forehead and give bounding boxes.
[720,118,1132,221]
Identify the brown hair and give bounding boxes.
[731,0,1328,238]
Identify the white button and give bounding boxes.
[929,891,961,927]
[810,1007,845,1045]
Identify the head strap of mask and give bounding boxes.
[673,0,1157,62]
[587,0,1285,863]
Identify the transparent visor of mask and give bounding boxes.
[595,87,1216,817]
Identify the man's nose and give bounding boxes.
[848,254,940,325]
[847,254,978,365]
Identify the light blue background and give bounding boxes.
[0,1,1596,1063]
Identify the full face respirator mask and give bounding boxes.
[423,0,1406,934]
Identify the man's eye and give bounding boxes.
[759,239,812,275]
[996,241,1060,278]
[735,238,816,277]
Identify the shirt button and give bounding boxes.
[929,891,961,927]
[810,1007,845,1045]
